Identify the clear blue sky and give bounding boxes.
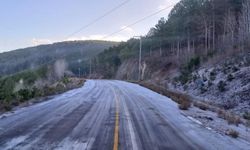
[0,0,179,52]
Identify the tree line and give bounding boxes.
[92,0,250,78]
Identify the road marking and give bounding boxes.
[111,84,138,150]
[112,88,120,150]
[123,98,139,150]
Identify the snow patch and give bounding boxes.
[187,116,203,125]
[55,138,95,150]
[206,127,212,130]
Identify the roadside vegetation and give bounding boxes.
[217,110,241,126]
[227,129,239,138]
[0,61,85,112]
[193,101,209,111]
[135,82,192,110]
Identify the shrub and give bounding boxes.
[232,66,239,72]
[200,85,207,94]
[210,70,216,76]
[227,115,241,125]
[3,104,12,111]
[217,109,226,118]
[178,57,200,84]
[217,80,226,92]
[207,51,215,57]
[31,87,42,97]
[192,74,198,81]
[187,57,200,71]
[11,101,19,106]
[55,83,66,93]
[178,74,191,85]
[243,112,250,120]
[0,78,15,102]
[227,129,239,138]
[202,76,207,82]
[209,70,216,81]
[227,74,234,81]
[62,77,70,84]
[18,89,32,102]
[183,85,188,91]
[43,86,56,96]
[208,80,213,87]
[217,110,241,126]
[222,100,237,110]
[178,100,191,110]
[173,77,179,83]
[210,75,216,81]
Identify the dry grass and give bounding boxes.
[136,81,244,126]
[179,100,191,110]
[138,82,192,110]
[226,129,239,138]
[217,110,241,126]
[193,101,209,111]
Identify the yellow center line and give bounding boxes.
[113,88,120,150]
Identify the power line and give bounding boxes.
[65,0,130,40]
[102,4,175,40]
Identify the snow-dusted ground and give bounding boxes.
[182,106,250,143]
[169,51,250,115]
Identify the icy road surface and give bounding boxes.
[0,80,249,150]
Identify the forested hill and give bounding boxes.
[94,0,250,78]
[91,0,250,116]
[0,40,117,76]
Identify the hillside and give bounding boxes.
[91,0,250,118]
[0,40,117,76]
[169,50,250,115]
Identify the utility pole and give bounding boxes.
[133,36,142,81]
[78,59,81,78]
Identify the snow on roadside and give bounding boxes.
[187,116,203,125]
[182,106,250,142]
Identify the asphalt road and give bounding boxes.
[0,80,249,150]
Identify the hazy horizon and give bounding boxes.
[0,0,179,52]
[0,39,120,54]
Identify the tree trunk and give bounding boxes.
[187,37,191,60]
[177,41,180,59]
[208,27,211,51]
[212,0,215,51]
[203,16,208,55]
[160,46,162,57]
[159,40,162,57]
[192,39,195,56]
[205,26,208,55]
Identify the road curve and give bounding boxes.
[0,80,249,150]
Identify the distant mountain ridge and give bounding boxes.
[0,40,118,76]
